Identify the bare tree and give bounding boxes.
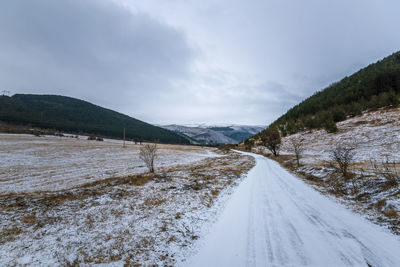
[139,143,158,173]
[330,143,356,179]
[260,127,281,157]
[290,138,304,167]
[330,143,357,193]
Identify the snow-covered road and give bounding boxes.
[186,152,400,267]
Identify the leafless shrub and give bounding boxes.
[290,138,304,167]
[371,157,399,186]
[139,143,158,173]
[330,143,356,179]
[330,143,357,193]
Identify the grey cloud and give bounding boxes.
[0,0,194,117]
[2,0,400,125]
[127,0,400,124]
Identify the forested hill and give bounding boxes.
[0,94,189,144]
[256,50,400,138]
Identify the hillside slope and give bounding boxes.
[257,107,400,234]
[256,51,400,137]
[246,51,400,235]
[0,94,189,144]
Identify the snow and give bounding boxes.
[280,107,400,163]
[273,107,400,233]
[187,152,400,266]
[161,124,237,144]
[0,134,220,193]
[0,137,255,265]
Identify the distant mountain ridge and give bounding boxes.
[0,94,189,144]
[161,124,265,145]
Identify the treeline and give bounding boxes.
[0,94,189,144]
[256,51,400,138]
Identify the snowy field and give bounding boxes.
[0,134,219,194]
[0,134,255,265]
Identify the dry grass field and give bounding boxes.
[0,134,219,194]
[0,134,255,265]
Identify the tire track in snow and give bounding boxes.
[268,160,380,266]
[186,152,400,267]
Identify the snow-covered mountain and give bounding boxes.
[161,124,265,145]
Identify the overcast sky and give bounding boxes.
[1,0,400,125]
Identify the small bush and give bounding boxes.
[324,120,338,133]
[332,109,346,122]
[139,143,158,173]
[330,143,356,178]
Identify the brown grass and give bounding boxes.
[211,188,220,197]
[0,226,23,244]
[375,199,387,210]
[130,175,153,186]
[382,208,399,219]
[143,197,166,207]
[200,193,214,208]
[21,213,37,226]
[351,120,369,126]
